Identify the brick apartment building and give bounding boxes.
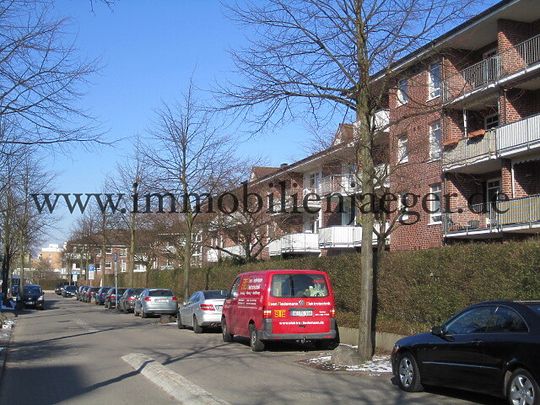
[201,0,540,263]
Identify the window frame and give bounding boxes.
[428,183,442,224]
[397,135,409,164]
[444,306,495,335]
[429,121,442,161]
[428,62,442,100]
[397,78,409,105]
[486,305,529,334]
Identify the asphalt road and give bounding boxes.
[0,294,504,405]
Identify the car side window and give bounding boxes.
[445,306,494,335]
[188,293,198,304]
[229,277,241,299]
[488,306,528,333]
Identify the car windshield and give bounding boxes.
[271,274,329,298]
[24,286,41,294]
[65,286,77,291]
[149,289,173,297]
[131,289,143,295]
[203,290,228,299]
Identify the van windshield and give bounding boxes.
[271,274,328,298]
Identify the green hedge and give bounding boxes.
[105,239,540,335]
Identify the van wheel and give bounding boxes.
[222,318,233,342]
[193,316,203,333]
[249,323,265,352]
[507,368,539,405]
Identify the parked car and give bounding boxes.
[392,300,540,405]
[178,290,228,333]
[221,269,338,352]
[20,285,45,309]
[118,288,144,312]
[84,287,99,303]
[104,288,127,309]
[94,287,112,305]
[55,283,67,295]
[77,286,89,301]
[134,289,177,318]
[62,285,77,298]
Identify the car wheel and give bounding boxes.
[141,309,147,318]
[508,368,539,405]
[249,323,265,352]
[397,352,423,392]
[193,316,203,334]
[177,314,185,329]
[222,318,233,342]
[105,301,109,309]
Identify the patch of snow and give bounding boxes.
[303,354,392,376]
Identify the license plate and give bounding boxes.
[290,309,313,317]
[155,298,167,302]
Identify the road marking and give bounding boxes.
[122,353,230,405]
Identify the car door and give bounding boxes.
[224,277,241,334]
[418,305,496,391]
[183,293,199,326]
[480,305,530,393]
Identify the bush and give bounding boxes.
[105,238,540,335]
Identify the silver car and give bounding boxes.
[177,290,227,333]
[134,288,177,318]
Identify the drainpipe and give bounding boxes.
[463,109,468,138]
[511,160,515,199]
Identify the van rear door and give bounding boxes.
[266,272,334,336]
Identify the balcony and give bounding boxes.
[268,233,320,256]
[318,226,382,248]
[442,130,497,171]
[443,113,540,171]
[205,245,245,262]
[271,187,321,214]
[444,194,540,237]
[374,109,390,132]
[320,164,389,194]
[497,113,540,157]
[443,33,540,104]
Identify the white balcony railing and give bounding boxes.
[497,113,540,156]
[318,226,380,248]
[442,130,497,170]
[205,245,245,262]
[443,55,500,102]
[268,233,320,256]
[320,164,389,195]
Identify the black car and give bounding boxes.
[21,285,45,309]
[104,288,127,309]
[62,285,77,297]
[392,301,540,404]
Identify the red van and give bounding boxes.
[221,269,339,351]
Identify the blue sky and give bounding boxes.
[46,0,312,244]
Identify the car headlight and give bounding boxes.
[38,296,44,301]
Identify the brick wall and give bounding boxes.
[514,160,540,197]
[500,89,540,124]
[498,19,534,75]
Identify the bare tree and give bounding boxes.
[0,0,102,148]
[144,82,242,300]
[218,0,484,360]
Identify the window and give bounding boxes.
[105,262,112,269]
[445,306,494,335]
[488,306,528,333]
[229,277,241,299]
[485,113,499,130]
[105,247,112,254]
[429,121,442,160]
[271,274,328,298]
[121,260,126,272]
[397,135,409,163]
[397,78,408,105]
[398,193,410,221]
[429,184,442,224]
[428,62,441,99]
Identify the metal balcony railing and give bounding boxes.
[268,233,320,256]
[497,113,540,156]
[444,195,540,235]
[442,130,497,170]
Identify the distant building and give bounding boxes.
[38,243,64,272]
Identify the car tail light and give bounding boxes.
[263,309,272,318]
[128,296,135,301]
[144,296,151,302]
[330,307,336,317]
[172,296,177,301]
[199,303,215,311]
